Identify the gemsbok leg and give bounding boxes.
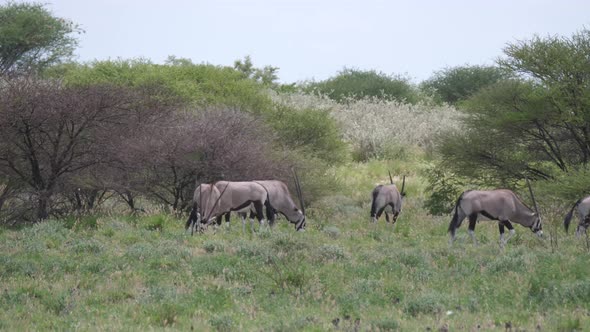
[468,214,478,245]
[499,220,515,247]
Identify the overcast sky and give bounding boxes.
[46,0,590,84]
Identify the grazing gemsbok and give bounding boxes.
[563,195,590,236]
[185,183,224,234]
[448,182,543,246]
[213,181,269,232]
[253,178,306,231]
[370,172,406,225]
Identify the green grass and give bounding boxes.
[1,159,590,330]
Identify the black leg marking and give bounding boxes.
[385,212,391,223]
[504,220,514,230]
[498,222,505,234]
[253,201,265,223]
[376,207,386,220]
[468,213,478,231]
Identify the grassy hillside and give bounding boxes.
[1,158,589,331]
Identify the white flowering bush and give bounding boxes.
[271,92,463,160]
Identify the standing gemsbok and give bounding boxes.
[448,183,543,247]
[563,195,590,236]
[370,172,406,226]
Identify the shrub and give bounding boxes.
[316,244,347,261]
[404,292,448,316]
[304,68,420,104]
[268,104,347,164]
[421,65,510,105]
[273,92,462,161]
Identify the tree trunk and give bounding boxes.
[37,191,50,221]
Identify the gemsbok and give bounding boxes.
[213,181,269,230]
[448,183,543,247]
[563,195,590,236]
[370,172,406,226]
[185,181,268,234]
[185,183,224,235]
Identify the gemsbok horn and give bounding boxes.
[290,168,306,232]
[370,172,406,226]
[563,195,590,236]
[448,185,543,247]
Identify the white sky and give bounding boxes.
[45,0,590,84]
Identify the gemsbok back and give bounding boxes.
[213,180,269,232]
[370,172,406,226]
[563,195,590,236]
[448,185,543,247]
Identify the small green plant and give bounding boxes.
[210,315,234,332]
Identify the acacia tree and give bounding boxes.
[0,2,82,75]
[0,77,172,221]
[435,28,590,189]
[420,65,510,105]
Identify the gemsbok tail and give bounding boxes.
[448,191,467,236]
[370,186,382,218]
[564,198,581,233]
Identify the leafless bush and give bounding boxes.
[0,76,174,222]
[118,108,292,212]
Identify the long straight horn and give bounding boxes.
[401,175,406,197]
[204,182,230,224]
[388,171,394,185]
[526,177,540,215]
[292,169,305,215]
[193,185,204,235]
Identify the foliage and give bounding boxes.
[423,166,467,215]
[436,29,590,189]
[233,55,279,87]
[273,92,462,161]
[0,2,82,75]
[269,104,347,164]
[420,65,510,105]
[48,59,273,112]
[304,68,421,104]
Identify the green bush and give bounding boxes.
[268,105,347,164]
[49,59,273,112]
[305,68,420,104]
[421,65,510,105]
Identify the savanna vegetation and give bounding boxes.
[1,2,590,330]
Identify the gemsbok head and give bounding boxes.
[563,195,590,236]
[448,180,543,247]
[254,175,306,232]
[370,171,406,226]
